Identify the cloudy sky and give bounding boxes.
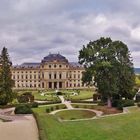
[0,0,140,67]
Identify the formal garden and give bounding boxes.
[1,39,140,140]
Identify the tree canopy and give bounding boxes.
[79,37,135,107]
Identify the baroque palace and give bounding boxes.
[11,53,85,89]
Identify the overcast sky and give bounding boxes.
[0,0,140,67]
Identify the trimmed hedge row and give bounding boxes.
[35,98,60,102]
[46,104,67,113]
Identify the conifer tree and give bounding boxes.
[0,47,14,105]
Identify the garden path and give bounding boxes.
[58,95,73,109]
[0,108,39,140]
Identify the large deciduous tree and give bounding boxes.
[79,37,135,107]
[0,47,14,105]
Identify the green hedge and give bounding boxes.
[14,104,33,114]
[46,104,66,113]
[112,99,134,110]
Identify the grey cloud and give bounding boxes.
[0,0,140,67]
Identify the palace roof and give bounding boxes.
[41,53,68,63]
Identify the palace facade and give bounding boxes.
[11,54,85,89]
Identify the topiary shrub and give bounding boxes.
[31,102,38,108]
[14,104,32,114]
[46,108,50,113]
[56,92,62,95]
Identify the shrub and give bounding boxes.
[14,104,32,114]
[56,105,59,110]
[17,92,34,103]
[112,99,134,110]
[31,102,38,108]
[93,93,101,101]
[46,108,50,113]
[56,92,62,95]
[98,101,106,106]
[62,105,67,109]
[137,102,140,107]
[122,100,134,107]
[75,105,79,108]
[50,107,54,111]
[71,118,76,120]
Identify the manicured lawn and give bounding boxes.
[55,110,96,120]
[33,92,59,101]
[33,106,140,140]
[70,90,93,100]
[64,90,94,100]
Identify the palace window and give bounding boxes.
[13,75,15,79]
[49,73,51,79]
[59,73,62,79]
[78,74,80,79]
[42,82,44,88]
[42,72,44,78]
[54,73,57,79]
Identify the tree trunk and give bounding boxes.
[107,96,112,108]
